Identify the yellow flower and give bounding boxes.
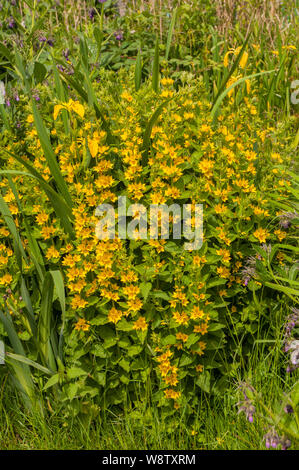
[224,48,248,68]
[176,332,188,342]
[88,138,98,158]
[239,51,248,68]
[190,306,205,320]
[216,248,231,263]
[223,50,234,67]
[121,91,133,102]
[0,273,12,285]
[74,318,90,332]
[71,295,88,309]
[133,316,148,331]
[46,246,60,260]
[274,229,286,241]
[71,100,85,118]
[164,389,181,399]
[108,307,123,324]
[253,227,270,243]
[53,104,64,120]
[123,285,140,299]
[54,99,85,120]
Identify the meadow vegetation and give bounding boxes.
[0,0,298,450]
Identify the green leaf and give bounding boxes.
[0,191,28,269]
[31,100,73,208]
[34,62,47,84]
[0,43,14,63]
[264,281,298,297]
[0,159,75,240]
[165,7,178,60]
[20,277,37,337]
[0,309,37,409]
[38,273,55,369]
[211,70,276,119]
[5,352,53,375]
[152,36,160,93]
[140,282,152,301]
[142,97,173,165]
[196,370,210,393]
[50,270,66,360]
[162,335,176,345]
[43,373,59,390]
[135,48,142,91]
[67,367,88,380]
[213,33,251,106]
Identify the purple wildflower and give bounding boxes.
[63,49,70,61]
[114,31,123,41]
[263,430,291,450]
[89,8,97,20]
[263,429,280,449]
[237,382,256,423]
[284,404,294,414]
[281,437,292,450]
[241,256,257,285]
[8,17,16,29]
[278,211,298,229]
[283,307,299,371]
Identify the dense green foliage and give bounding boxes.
[0,0,298,450]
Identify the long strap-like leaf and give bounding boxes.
[210,70,276,119]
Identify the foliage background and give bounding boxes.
[0,0,298,450]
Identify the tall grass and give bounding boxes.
[0,0,298,450]
[0,315,297,450]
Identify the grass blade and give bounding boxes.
[165,7,178,61]
[50,270,66,360]
[152,37,160,93]
[37,272,55,370]
[135,48,142,91]
[211,70,276,119]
